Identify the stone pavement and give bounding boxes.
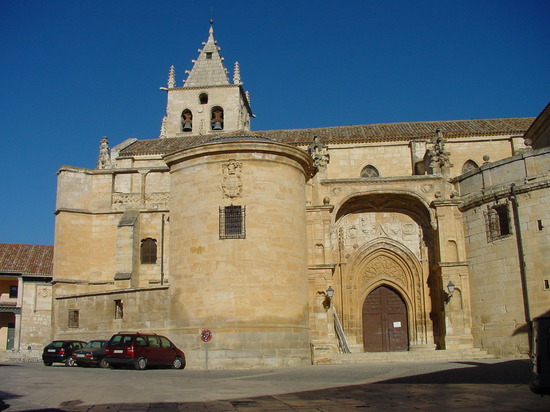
[1,358,548,411]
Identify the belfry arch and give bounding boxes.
[331,192,443,351]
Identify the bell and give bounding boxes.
[212,121,223,130]
[182,122,192,131]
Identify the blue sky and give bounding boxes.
[1,0,549,246]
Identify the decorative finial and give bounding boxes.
[167,65,175,88]
[429,128,453,171]
[307,136,330,171]
[159,117,167,138]
[233,61,241,85]
[97,136,112,169]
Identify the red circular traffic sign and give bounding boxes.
[200,329,213,342]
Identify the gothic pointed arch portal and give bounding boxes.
[343,238,435,351]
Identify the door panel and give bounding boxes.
[363,286,408,352]
[363,314,384,351]
[6,323,15,350]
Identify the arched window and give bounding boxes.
[181,109,192,132]
[360,165,379,178]
[462,160,479,174]
[140,238,157,264]
[199,93,208,104]
[211,106,224,130]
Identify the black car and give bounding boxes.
[71,340,109,367]
[42,340,87,366]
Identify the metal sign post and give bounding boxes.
[200,329,213,370]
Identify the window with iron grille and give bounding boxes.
[485,203,512,242]
[220,205,246,239]
[68,309,79,328]
[140,238,157,264]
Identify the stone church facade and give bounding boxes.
[51,23,549,368]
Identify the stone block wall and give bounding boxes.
[457,148,550,357]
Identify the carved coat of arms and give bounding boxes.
[222,160,243,198]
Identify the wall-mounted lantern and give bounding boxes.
[445,281,455,304]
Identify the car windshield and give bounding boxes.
[51,341,65,348]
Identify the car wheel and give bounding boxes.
[172,357,185,369]
[43,361,52,366]
[135,357,147,370]
[99,359,109,368]
[66,358,76,367]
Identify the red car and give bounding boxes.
[104,332,186,370]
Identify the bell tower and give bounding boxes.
[160,21,253,137]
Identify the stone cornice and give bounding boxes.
[57,165,169,175]
[308,264,337,271]
[307,205,335,213]
[321,175,442,185]
[458,178,550,211]
[55,285,169,300]
[54,207,170,216]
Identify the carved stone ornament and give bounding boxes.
[307,136,330,170]
[222,159,243,198]
[428,129,453,170]
[362,255,407,287]
[97,136,112,169]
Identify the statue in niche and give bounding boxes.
[222,160,243,198]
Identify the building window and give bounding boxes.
[199,93,208,104]
[68,310,79,328]
[206,52,213,60]
[462,160,479,173]
[360,165,379,178]
[220,205,246,239]
[9,285,18,299]
[114,300,123,319]
[140,238,157,264]
[181,109,192,132]
[211,106,224,130]
[485,203,512,242]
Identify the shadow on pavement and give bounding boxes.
[375,359,533,385]
[5,360,547,411]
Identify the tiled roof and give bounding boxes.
[119,117,534,157]
[0,243,54,277]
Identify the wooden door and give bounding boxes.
[362,286,408,352]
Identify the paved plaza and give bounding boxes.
[0,358,548,411]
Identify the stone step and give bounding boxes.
[314,348,495,364]
[0,349,41,363]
